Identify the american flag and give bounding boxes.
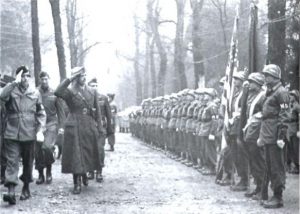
[221,6,239,149]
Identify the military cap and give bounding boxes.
[248,72,265,86]
[164,95,171,100]
[71,66,85,78]
[203,88,217,98]
[262,64,281,79]
[170,93,178,100]
[107,93,115,99]
[39,71,49,78]
[88,77,98,85]
[187,89,196,98]
[16,65,30,76]
[233,71,246,81]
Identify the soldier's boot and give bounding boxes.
[0,166,6,185]
[3,184,16,205]
[230,179,248,191]
[110,145,115,152]
[82,174,88,186]
[175,152,183,161]
[45,165,53,184]
[245,182,261,198]
[36,169,45,185]
[20,183,31,200]
[182,153,190,164]
[87,171,95,180]
[96,168,103,183]
[263,188,283,208]
[72,174,81,194]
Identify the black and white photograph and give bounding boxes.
[0,0,299,213]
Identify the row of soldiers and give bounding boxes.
[0,66,117,205]
[130,64,299,209]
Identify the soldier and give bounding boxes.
[185,90,198,167]
[258,64,289,208]
[107,93,117,151]
[226,71,249,191]
[286,89,299,174]
[241,73,266,200]
[168,94,180,158]
[87,78,113,182]
[35,72,66,185]
[1,66,46,204]
[198,88,218,175]
[54,67,104,194]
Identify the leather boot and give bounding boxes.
[263,196,283,208]
[20,183,31,200]
[36,169,45,185]
[87,171,95,180]
[73,174,81,194]
[96,169,103,183]
[82,174,88,186]
[3,184,16,205]
[46,165,53,184]
[110,145,114,152]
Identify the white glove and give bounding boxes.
[176,128,179,132]
[15,70,23,83]
[36,131,44,142]
[277,139,285,149]
[58,128,64,135]
[257,138,264,147]
[208,134,215,141]
[297,131,300,139]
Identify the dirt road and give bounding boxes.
[0,133,299,214]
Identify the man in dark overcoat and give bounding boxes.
[54,67,104,194]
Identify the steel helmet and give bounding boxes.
[248,72,265,86]
[262,64,281,79]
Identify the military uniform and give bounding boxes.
[107,99,117,150]
[35,85,65,184]
[1,68,46,204]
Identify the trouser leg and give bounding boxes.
[19,141,34,184]
[4,140,20,187]
[97,136,105,170]
[266,144,286,198]
[107,134,115,147]
[205,137,217,172]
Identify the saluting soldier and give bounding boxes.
[1,66,46,204]
[107,93,117,151]
[258,64,290,208]
[87,78,113,182]
[54,67,104,194]
[35,72,66,185]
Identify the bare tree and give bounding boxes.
[134,15,143,105]
[149,0,167,96]
[190,0,205,88]
[31,0,41,86]
[150,38,157,97]
[49,0,66,81]
[174,0,187,91]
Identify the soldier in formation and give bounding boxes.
[130,63,298,209]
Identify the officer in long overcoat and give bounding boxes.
[54,67,104,194]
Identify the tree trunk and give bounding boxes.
[150,38,157,97]
[49,0,66,81]
[174,0,187,91]
[267,0,286,83]
[191,0,205,88]
[149,1,167,96]
[134,15,142,105]
[66,0,78,68]
[31,0,41,86]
